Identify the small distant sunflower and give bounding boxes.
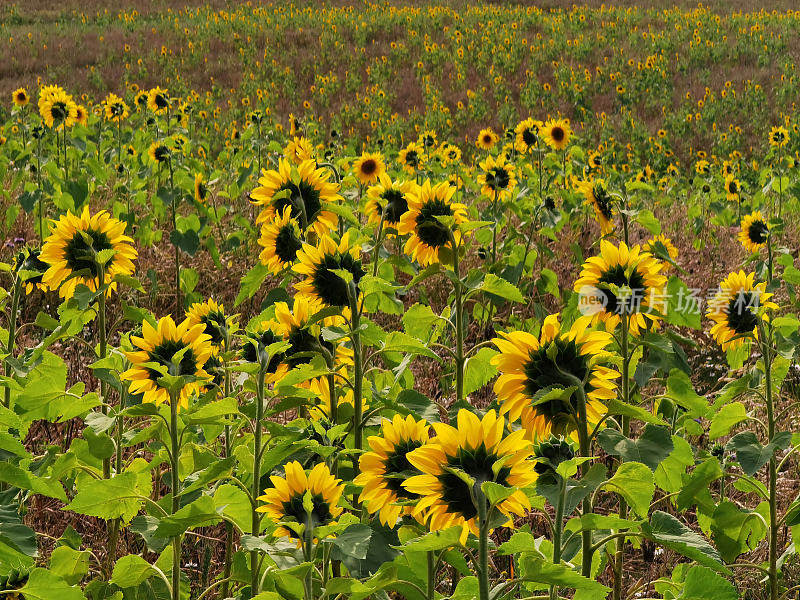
[404,409,536,544]
[354,414,430,526]
[578,179,615,235]
[148,141,170,164]
[695,160,710,176]
[256,461,344,542]
[307,378,361,422]
[398,142,423,174]
[492,314,618,441]
[477,155,517,201]
[738,211,769,253]
[185,298,231,349]
[514,118,541,154]
[285,136,315,165]
[74,105,88,126]
[573,240,667,334]
[643,235,679,267]
[250,158,340,238]
[13,247,49,294]
[352,152,386,186]
[134,91,149,110]
[121,316,213,409]
[12,88,29,108]
[258,206,304,274]
[418,130,437,148]
[147,87,170,114]
[294,231,365,307]
[769,126,789,148]
[542,118,571,151]
[475,127,499,150]
[365,173,416,231]
[194,173,208,204]
[103,93,129,122]
[707,270,776,351]
[724,176,741,202]
[40,207,137,299]
[398,180,468,266]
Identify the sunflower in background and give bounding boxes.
[542,117,571,151]
[258,206,304,274]
[306,378,363,422]
[403,409,536,544]
[492,313,618,440]
[294,231,365,307]
[353,152,386,186]
[475,127,499,151]
[284,136,315,165]
[40,207,137,299]
[398,180,467,266]
[13,248,49,295]
[147,87,170,114]
[398,142,424,174]
[769,126,788,149]
[707,270,776,351]
[355,414,429,526]
[724,175,741,203]
[74,105,88,126]
[251,158,340,238]
[514,118,541,154]
[194,173,208,204]
[239,319,288,384]
[122,316,213,409]
[103,93,129,122]
[148,141,170,164]
[364,174,416,232]
[12,88,29,108]
[477,155,517,201]
[642,235,679,270]
[185,298,233,350]
[39,87,78,129]
[274,295,351,369]
[738,211,769,253]
[578,179,615,235]
[574,240,667,334]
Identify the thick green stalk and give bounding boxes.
[451,233,465,407]
[613,317,631,600]
[168,157,181,311]
[169,393,182,600]
[427,550,436,600]
[221,349,234,599]
[477,493,490,600]
[99,289,110,480]
[574,383,593,578]
[348,281,364,454]
[4,277,22,409]
[251,367,266,596]
[549,476,567,600]
[371,212,387,277]
[760,320,778,600]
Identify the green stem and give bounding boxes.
[348,280,364,458]
[99,289,110,480]
[169,392,182,600]
[169,157,181,311]
[427,550,436,600]
[549,476,567,600]
[613,317,630,600]
[3,277,22,409]
[477,491,490,600]
[251,366,266,596]
[371,212,387,277]
[221,350,234,599]
[574,383,593,578]
[760,319,778,600]
[451,232,465,407]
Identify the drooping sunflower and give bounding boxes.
[475,127,499,151]
[12,88,29,108]
[364,173,416,231]
[573,240,667,334]
[352,152,386,186]
[13,248,49,295]
[577,179,615,235]
[40,207,137,299]
[354,414,430,526]
[769,126,789,148]
[398,180,468,266]
[294,231,365,308]
[103,93,129,122]
[707,270,777,351]
[724,176,741,203]
[274,296,351,369]
[285,136,315,165]
[256,461,344,542]
[39,88,78,129]
[642,235,679,268]
[477,155,517,202]
[492,313,618,441]
[250,158,340,238]
[257,206,304,274]
[194,173,208,204]
[121,316,214,409]
[514,118,541,154]
[403,409,536,544]
[541,118,571,151]
[398,142,423,174]
[738,211,769,253]
[147,87,170,114]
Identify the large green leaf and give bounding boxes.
[677,565,738,599]
[641,511,729,574]
[602,462,654,518]
[726,431,792,476]
[710,501,767,563]
[518,555,611,599]
[597,424,674,471]
[17,568,86,600]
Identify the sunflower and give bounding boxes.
[256,461,344,542]
[695,160,710,176]
[274,296,351,369]
[285,136,315,165]
[542,118,571,151]
[12,88,29,108]
[403,409,536,544]
[39,88,78,129]
[294,231,365,307]
[352,152,386,186]
[642,235,679,267]
[134,91,149,110]
[437,142,462,166]
[354,414,430,526]
[707,270,777,351]
[307,377,362,422]
[40,207,137,299]
[193,173,208,204]
[74,105,88,127]
[398,180,468,266]
[492,313,618,440]
[577,179,615,235]
[477,155,517,201]
[258,206,304,274]
[13,247,49,295]
[514,118,541,154]
[364,173,416,231]
[738,211,769,253]
[148,141,170,164]
[475,127,499,150]
[418,130,437,149]
[121,316,214,409]
[398,142,423,174]
[769,126,788,148]
[240,319,289,384]
[573,240,667,334]
[147,87,170,114]
[724,176,741,202]
[103,93,129,122]
[250,158,340,238]
[185,298,231,349]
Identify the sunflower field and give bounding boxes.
[1,1,800,600]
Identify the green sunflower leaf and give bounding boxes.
[602,461,654,518]
[641,511,728,574]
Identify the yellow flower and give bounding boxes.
[352,152,386,186]
[738,211,769,253]
[706,270,777,351]
[103,93,129,122]
[475,127,499,150]
[364,173,416,231]
[12,88,29,108]
[769,126,788,148]
[285,136,315,165]
[147,87,170,114]
[577,179,615,235]
[514,118,541,154]
[294,231,364,307]
[477,155,517,201]
[257,206,303,274]
[398,142,424,174]
[542,118,571,151]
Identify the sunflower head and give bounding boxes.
[12,88,29,108]
[185,298,233,349]
[103,93,129,122]
[121,316,214,409]
[725,176,741,201]
[642,235,679,269]
[398,142,424,174]
[492,313,618,441]
[147,87,170,113]
[148,141,171,164]
[404,409,536,544]
[39,88,78,129]
[514,118,541,154]
[398,180,468,266]
[40,207,137,299]
[353,152,386,186]
[738,211,769,253]
[542,118,571,151]
[578,179,614,235]
[365,173,416,230]
[294,232,364,308]
[285,136,315,165]
[475,127,499,150]
[477,155,517,201]
[531,436,576,483]
[258,205,304,274]
[13,247,49,295]
[274,296,351,372]
[306,377,364,423]
[706,270,777,351]
[240,320,288,382]
[256,461,344,542]
[194,173,208,204]
[769,126,788,148]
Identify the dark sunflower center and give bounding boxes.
[280,493,334,539]
[197,182,207,199]
[405,150,419,168]
[275,225,303,263]
[274,180,322,227]
[551,126,565,142]
[438,445,511,520]
[153,145,170,162]
[154,94,168,109]
[597,264,647,315]
[380,189,408,224]
[360,159,377,176]
[311,253,365,307]
[747,221,768,244]
[111,103,124,116]
[18,250,48,285]
[726,292,759,334]
[486,167,511,191]
[51,101,68,121]
[728,181,738,194]
[64,228,113,277]
[286,327,333,369]
[522,128,537,145]
[592,185,613,220]
[242,329,284,372]
[16,93,26,102]
[415,199,454,248]
[482,134,492,144]
[383,439,424,498]
[146,340,197,382]
[200,312,226,345]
